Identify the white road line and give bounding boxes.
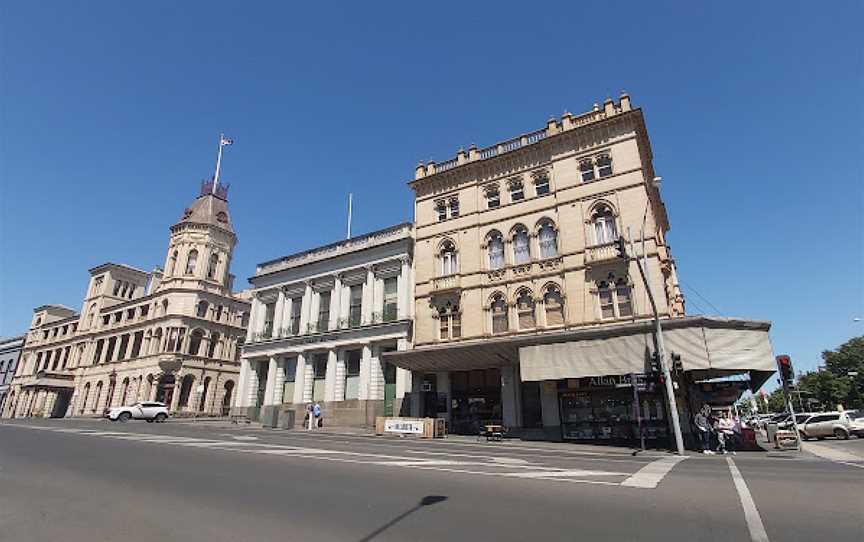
[505,469,627,478]
[620,456,687,488]
[835,461,864,470]
[727,457,770,542]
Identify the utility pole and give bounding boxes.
[628,229,685,456]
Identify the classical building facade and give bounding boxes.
[235,223,414,428]
[2,180,250,419]
[384,94,774,443]
[0,335,25,414]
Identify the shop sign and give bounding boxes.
[384,418,424,434]
[571,374,649,391]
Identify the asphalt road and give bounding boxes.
[1,419,861,542]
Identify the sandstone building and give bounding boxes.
[384,94,774,443]
[2,180,250,419]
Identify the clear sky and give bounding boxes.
[1,2,861,381]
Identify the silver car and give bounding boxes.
[798,412,851,440]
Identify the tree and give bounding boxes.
[796,370,850,411]
[820,336,864,409]
[766,388,787,413]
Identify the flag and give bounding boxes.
[220,136,233,146]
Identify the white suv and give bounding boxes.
[106,402,169,423]
[798,412,851,440]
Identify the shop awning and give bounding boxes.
[519,317,775,387]
[383,316,774,389]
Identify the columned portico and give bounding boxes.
[240,223,414,428]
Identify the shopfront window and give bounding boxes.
[450,368,502,435]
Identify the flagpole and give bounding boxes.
[347,193,353,239]
[213,133,224,192]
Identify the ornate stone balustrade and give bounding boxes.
[585,242,621,264]
[413,93,631,180]
[432,275,461,292]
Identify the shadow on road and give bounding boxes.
[357,495,448,542]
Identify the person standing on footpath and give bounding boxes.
[313,401,322,429]
[694,406,714,455]
[305,403,314,431]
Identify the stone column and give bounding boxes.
[362,266,375,324]
[299,282,313,333]
[395,338,411,399]
[246,297,260,342]
[334,350,346,401]
[263,356,278,406]
[397,257,410,319]
[273,290,286,337]
[293,353,307,405]
[274,359,286,404]
[324,349,338,402]
[170,375,182,412]
[302,356,314,402]
[329,274,342,329]
[358,343,372,401]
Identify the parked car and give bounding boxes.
[106,402,168,422]
[798,412,851,440]
[843,409,864,437]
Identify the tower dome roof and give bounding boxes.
[175,180,234,234]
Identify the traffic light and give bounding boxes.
[776,355,794,384]
[615,236,627,259]
[671,352,683,374]
[649,351,661,374]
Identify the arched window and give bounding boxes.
[538,220,558,259]
[185,250,198,275]
[598,278,633,319]
[222,381,235,415]
[152,328,163,354]
[207,332,220,358]
[199,376,211,412]
[196,300,209,318]
[168,250,178,275]
[440,241,459,276]
[490,294,508,334]
[178,375,195,408]
[207,254,219,279]
[188,329,205,356]
[120,377,130,405]
[544,285,565,326]
[592,205,618,245]
[486,231,505,270]
[512,225,531,264]
[79,383,90,414]
[92,381,103,413]
[437,301,461,341]
[516,290,536,329]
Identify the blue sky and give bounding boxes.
[1,2,861,381]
